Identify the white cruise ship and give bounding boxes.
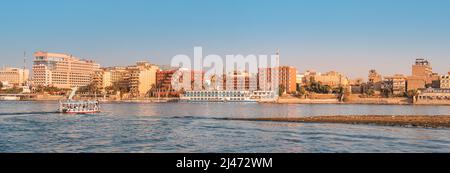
[180,90,276,103]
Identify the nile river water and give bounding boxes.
[1,101,449,153]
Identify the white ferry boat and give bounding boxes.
[59,100,100,114]
[58,87,101,114]
[180,90,276,103]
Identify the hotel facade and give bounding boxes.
[32,52,100,89]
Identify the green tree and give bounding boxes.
[381,88,393,98]
[319,85,331,94]
[106,82,130,95]
[334,86,350,102]
[406,89,418,98]
[78,82,99,94]
[305,80,332,94]
[365,89,375,96]
[332,87,344,94]
[406,89,419,103]
[3,87,23,94]
[296,85,306,96]
[31,86,68,95]
[147,84,158,97]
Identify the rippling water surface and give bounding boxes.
[1,101,449,153]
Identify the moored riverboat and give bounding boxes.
[180,90,277,103]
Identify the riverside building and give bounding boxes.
[126,61,159,97]
[94,67,129,91]
[258,66,296,93]
[94,63,158,97]
[279,66,297,93]
[441,75,450,89]
[384,74,407,95]
[417,88,450,104]
[155,69,179,97]
[407,58,433,90]
[32,52,100,88]
[312,71,350,88]
[0,67,29,86]
[368,69,382,91]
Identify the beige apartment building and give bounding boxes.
[384,74,407,95]
[368,69,382,84]
[407,58,433,91]
[92,69,110,90]
[94,62,159,97]
[367,69,383,92]
[296,73,305,86]
[93,67,129,90]
[32,52,100,88]
[0,67,29,86]
[412,58,433,83]
[126,61,159,97]
[441,75,450,89]
[298,70,320,86]
[313,71,349,87]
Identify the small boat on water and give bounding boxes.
[59,100,100,114]
[58,87,101,114]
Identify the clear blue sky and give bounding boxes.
[1,0,450,78]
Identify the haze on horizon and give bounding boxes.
[1,0,450,79]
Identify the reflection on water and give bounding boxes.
[0,101,449,153]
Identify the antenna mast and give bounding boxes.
[23,51,27,86]
[276,48,280,68]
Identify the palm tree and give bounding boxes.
[406,89,419,103]
[147,84,157,97]
[365,89,375,96]
[381,87,393,98]
[279,85,286,97]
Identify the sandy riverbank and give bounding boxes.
[218,115,450,128]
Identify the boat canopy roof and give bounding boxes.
[61,100,99,104]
